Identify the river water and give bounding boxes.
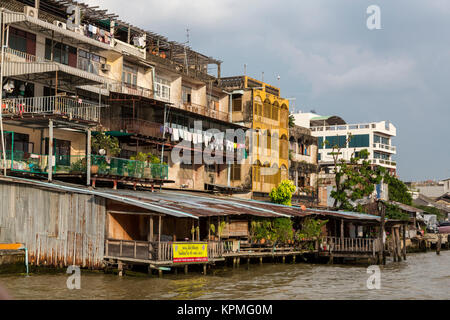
[1,251,449,300]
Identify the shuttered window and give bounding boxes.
[349,134,369,148]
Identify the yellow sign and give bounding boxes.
[172,242,208,263]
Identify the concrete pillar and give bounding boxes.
[48,119,53,182]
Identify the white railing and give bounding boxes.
[109,82,154,99]
[324,237,380,256]
[1,96,104,122]
[3,47,39,63]
[373,143,396,152]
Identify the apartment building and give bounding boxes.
[0,0,246,191]
[293,112,397,174]
[288,125,318,203]
[292,112,395,206]
[220,76,290,199]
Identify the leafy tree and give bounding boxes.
[384,202,410,220]
[270,179,296,206]
[295,218,328,240]
[288,113,295,128]
[329,148,384,210]
[414,205,445,221]
[384,174,412,205]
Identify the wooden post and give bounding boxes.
[48,119,53,182]
[86,128,91,186]
[259,257,263,265]
[247,258,250,269]
[203,264,207,275]
[184,265,188,275]
[192,219,195,241]
[396,227,402,261]
[158,269,163,278]
[402,224,407,260]
[233,257,236,268]
[391,227,397,262]
[378,201,386,264]
[292,255,296,263]
[340,219,344,244]
[118,261,123,277]
[149,216,154,242]
[437,235,442,255]
[236,257,240,268]
[282,256,286,264]
[197,219,200,241]
[158,215,161,261]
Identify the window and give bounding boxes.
[207,94,219,110]
[78,50,106,75]
[374,152,390,160]
[5,132,32,154]
[122,64,138,87]
[182,86,192,104]
[318,137,324,149]
[325,136,346,149]
[9,27,36,55]
[231,164,241,181]
[374,134,389,145]
[349,134,369,148]
[45,138,71,166]
[155,77,170,101]
[232,98,242,112]
[263,100,271,119]
[45,39,77,67]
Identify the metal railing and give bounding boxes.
[1,95,104,122]
[177,102,229,122]
[109,82,154,99]
[109,117,163,138]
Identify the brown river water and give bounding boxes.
[1,251,449,300]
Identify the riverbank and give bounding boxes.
[1,250,449,300]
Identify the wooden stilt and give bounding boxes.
[118,261,123,277]
[437,235,442,255]
[292,255,296,263]
[259,257,263,265]
[282,256,286,264]
[184,265,188,275]
[236,258,240,268]
[158,269,163,278]
[203,264,207,275]
[402,224,407,260]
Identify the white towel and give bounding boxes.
[173,128,179,141]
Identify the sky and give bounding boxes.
[85,0,450,182]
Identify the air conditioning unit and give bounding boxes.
[24,6,38,18]
[74,26,84,35]
[100,64,111,72]
[53,20,67,29]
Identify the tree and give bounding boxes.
[270,179,296,206]
[384,174,412,205]
[330,148,384,210]
[288,113,295,128]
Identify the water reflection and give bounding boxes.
[0,251,449,300]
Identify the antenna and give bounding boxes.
[262,71,264,82]
[184,27,190,75]
[244,64,247,76]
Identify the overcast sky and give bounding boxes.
[86,0,450,182]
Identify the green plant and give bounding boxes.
[384,174,412,205]
[272,218,294,244]
[91,132,120,156]
[296,218,328,240]
[70,158,86,173]
[385,202,410,221]
[251,219,272,242]
[270,180,296,206]
[209,224,216,235]
[217,221,227,238]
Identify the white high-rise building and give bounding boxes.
[292,112,397,175]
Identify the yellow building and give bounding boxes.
[220,76,290,197]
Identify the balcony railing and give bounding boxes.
[109,82,154,99]
[110,118,163,138]
[177,102,229,122]
[1,95,104,123]
[105,239,223,262]
[0,152,169,180]
[323,237,381,255]
[373,143,396,152]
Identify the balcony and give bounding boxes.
[373,143,396,153]
[177,102,229,122]
[0,152,169,181]
[1,95,105,123]
[109,82,154,99]
[2,47,108,86]
[110,118,164,139]
[111,38,146,60]
[371,159,397,168]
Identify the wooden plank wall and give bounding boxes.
[0,181,106,268]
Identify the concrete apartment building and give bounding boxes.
[292,112,396,206]
[0,0,248,192]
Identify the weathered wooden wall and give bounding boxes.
[0,181,106,268]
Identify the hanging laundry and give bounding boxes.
[172,128,179,142]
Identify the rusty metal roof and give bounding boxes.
[0,176,382,222]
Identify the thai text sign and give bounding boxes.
[173,242,208,263]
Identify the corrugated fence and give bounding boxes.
[0,181,106,268]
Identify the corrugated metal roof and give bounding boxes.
[0,176,383,222]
